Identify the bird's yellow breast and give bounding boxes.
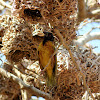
[38,41,55,67]
[38,41,55,79]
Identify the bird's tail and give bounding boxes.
[47,75,56,87]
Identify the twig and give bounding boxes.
[0,58,3,63]
[87,9,100,18]
[13,65,38,79]
[77,19,100,30]
[84,27,100,36]
[74,32,100,46]
[77,0,86,22]
[13,64,31,100]
[0,68,53,100]
[20,63,40,76]
[54,29,95,100]
[0,0,12,9]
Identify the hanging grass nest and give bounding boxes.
[0,0,99,100]
[12,0,77,44]
[0,0,77,63]
[0,15,44,63]
[52,47,100,99]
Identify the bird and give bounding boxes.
[38,32,57,87]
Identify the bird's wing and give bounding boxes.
[51,48,57,76]
[38,50,44,70]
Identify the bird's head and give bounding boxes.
[43,32,54,45]
[44,31,54,41]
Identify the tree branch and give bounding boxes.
[0,0,12,9]
[78,0,100,23]
[74,32,100,46]
[54,29,95,100]
[78,0,87,22]
[77,19,100,30]
[87,9,100,18]
[0,68,53,100]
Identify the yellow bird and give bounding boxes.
[38,32,57,87]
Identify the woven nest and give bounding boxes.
[21,47,100,99]
[51,47,100,99]
[0,15,44,63]
[0,0,77,63]
[0,73,20,100]
[12,0,77,44]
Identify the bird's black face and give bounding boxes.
[43,32,54,45]
[44,32,54,41]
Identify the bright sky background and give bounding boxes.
[77,20,100,53]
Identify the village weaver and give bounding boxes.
[38,32,57,87]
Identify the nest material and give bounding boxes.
[52,47,100,100]
[1,0,77,63]
[19,47,100,99]
[0,46,99,100]
[0,27,4,49]
[55,69,84,100]
[0,74,20,100]
[0,15,43,63]
[12,0,77,44]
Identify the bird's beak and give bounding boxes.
[33,32,44,37]
[36,32,45,36]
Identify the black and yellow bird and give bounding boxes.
[38,32,57,87]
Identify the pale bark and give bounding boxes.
[0,68,53,100]
[74,32,100,46]
[78,0,87,22]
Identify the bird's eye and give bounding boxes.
[36,11,39,14]
[48,34,52,37]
